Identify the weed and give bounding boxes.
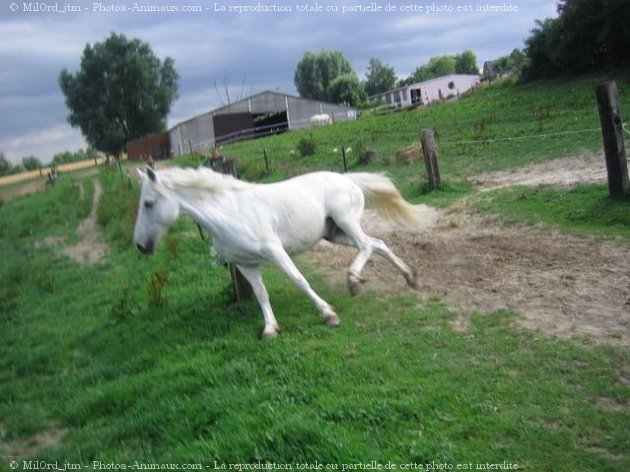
[166,234,179,261]
[297,134,317,157]
[110,284,139,322]
[147,270,169,308]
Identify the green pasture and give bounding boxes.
[1,78,629,469]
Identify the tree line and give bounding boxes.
[522,0,629,80]
[0,148,102,177]
[294,49,480,106]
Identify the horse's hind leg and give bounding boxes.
[236,265,280,339]
[369,238,419,289]
[326,219,418,294]
[266,244,340,327]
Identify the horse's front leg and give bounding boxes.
[235,265,280,339]
[267,245,340,327]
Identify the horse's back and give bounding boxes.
[241,172,364,254]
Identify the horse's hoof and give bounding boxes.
[261,326,280,340]
[325,314,341,327]
[347,273,366,296]
[406,268,420,290]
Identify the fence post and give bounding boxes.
[420,129,441,189]
[212,159,253,303]
[263,148,269,173]
[595,81,629,199]
[341,146,347,172]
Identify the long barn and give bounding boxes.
[168,91,356,157]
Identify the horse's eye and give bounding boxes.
[144,200,154,209]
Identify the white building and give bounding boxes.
[368,74,480,108]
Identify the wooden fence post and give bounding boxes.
[420,129,441,189]
[212,158,253,303]
[263,148,269,174]
[595,81,629,199]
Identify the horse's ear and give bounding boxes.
[146,166,157,183]
[136,168,146,180]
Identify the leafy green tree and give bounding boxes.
[364,58,397,96]
[490,48,526,78]
[455,50,478,75]
[400,54,457,86]
[52,151,73,165]
[327,73,366,106]
[59,33,179,158]
[294,50,353,101]
[523,0,630,81]
[523,18,564,80]
[22,155,42,171]
[0,152,12,176]
[10,163,25,175]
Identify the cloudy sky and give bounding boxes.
[0,0,558,164]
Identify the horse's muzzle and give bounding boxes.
[136,242,154,254]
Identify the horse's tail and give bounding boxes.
[346,173,421,228]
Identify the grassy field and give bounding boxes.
[1,78,629,469]
[207,77,630,184]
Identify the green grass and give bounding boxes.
[1,78,630,468]
[474,184,630,240]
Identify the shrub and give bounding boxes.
[297,135,316,157]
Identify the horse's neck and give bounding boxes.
[171,187,236,235]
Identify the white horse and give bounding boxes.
[133,167,422,339]
[310,113,332,126]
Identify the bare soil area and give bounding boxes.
[61,179,109,265]
[475,151,607,190]
[302,154,630,347]
[37,180,109,265]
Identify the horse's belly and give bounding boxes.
[278,218,326,255]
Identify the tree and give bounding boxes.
[364,58,397,96]
[400,54,457,86]
[523,18,564,80]
[327,74,366,106]
[294,50,353,101]
[59,33,179,159]
[455,50,478,75]
[523,0,630,81]
[0,152,12,176]
[22,156,42,171]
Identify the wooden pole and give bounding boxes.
[341,146,347,172]
[212,158,253,303]
[595,82,629,199]
[263,148,269,173]
[420,129,441,189]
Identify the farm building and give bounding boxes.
[127,131,170,161]
[368,74,480,108]
[167,91,356,157]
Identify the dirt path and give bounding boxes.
[45,179,109,265]
[61,179,109,265]
[475,151,608,190]
[302,154,630,347]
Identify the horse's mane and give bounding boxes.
[159,167,255,194]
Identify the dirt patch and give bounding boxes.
[475,151,608,190]
[0,423,65,458]
[60,179,109,265]
[36,179,109,265]
[301,155,630,347]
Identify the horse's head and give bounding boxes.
[133,167,180,255]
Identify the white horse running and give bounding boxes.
[310,113,332,126]
[133,167,422,339]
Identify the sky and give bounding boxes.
[0,0,559,164]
